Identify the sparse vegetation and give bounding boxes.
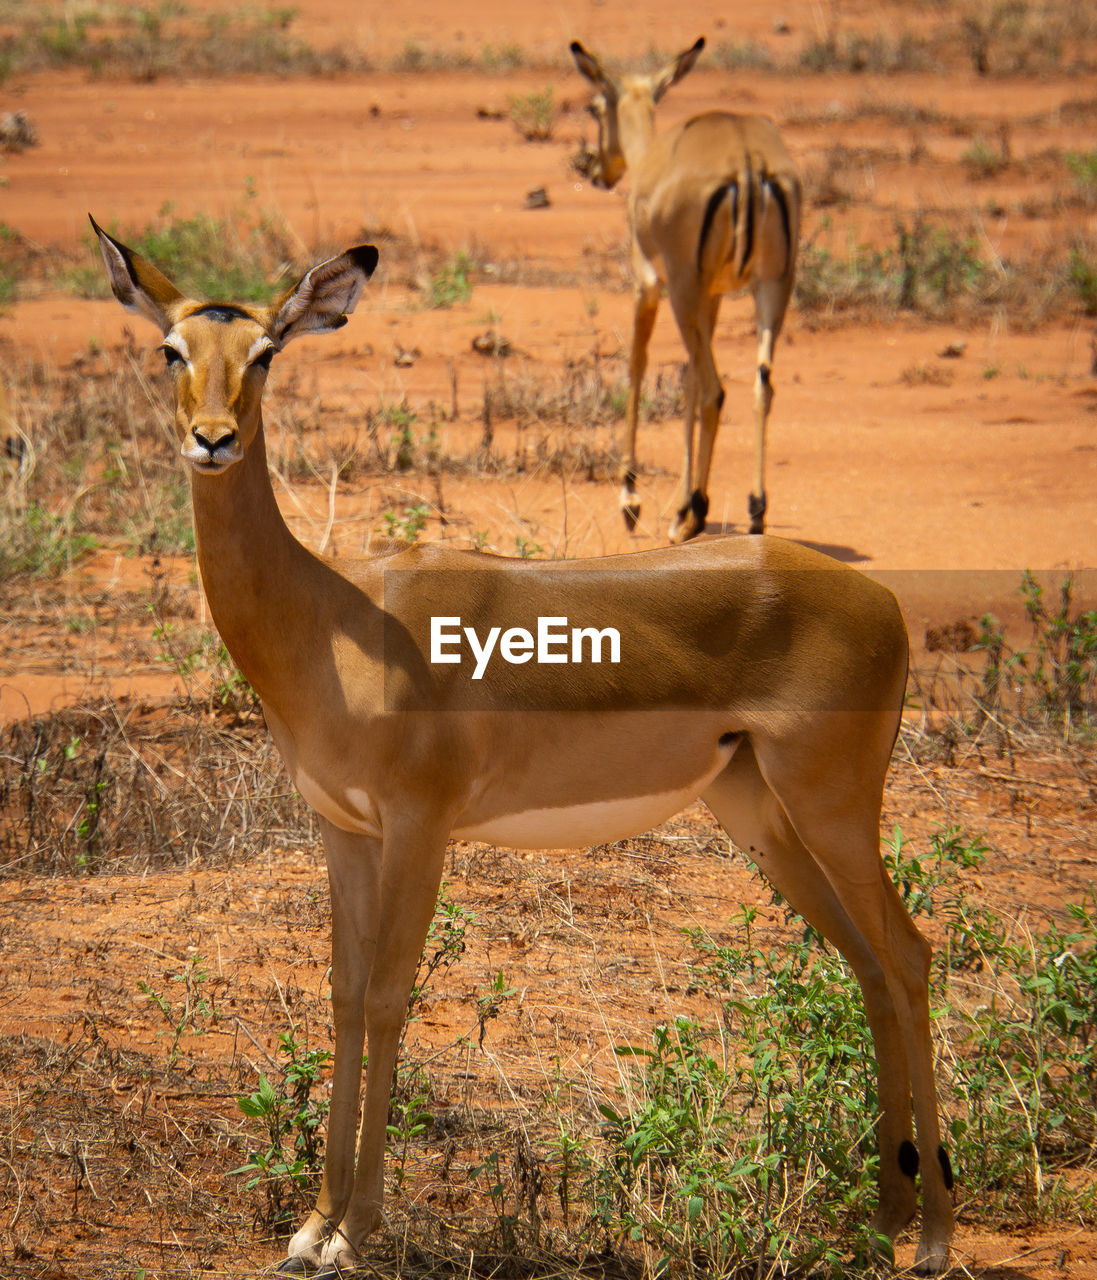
[426,250,475,308]
[1068,241,1097,314]
[2,542,1095,1275]
[233,1027,333,1230]
[962,133,1009,179]
[383,502,430,542]
[69,189,297,304]
[137,953,217,1070]
[0,221,22,304]
[508,86,558,142]
[0,3,372,79]
[1065,149,1097,205]
[3,14,1097,1274]
[791,213,1087,321]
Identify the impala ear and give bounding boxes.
[652,36,705,102]
[89,214,185,333]
[270,245,379,347]
[570,40,613,94]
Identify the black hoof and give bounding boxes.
[276,1257,317,1276]
[621,502,640,532]
[748,491,766,535]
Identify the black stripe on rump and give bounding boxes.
[739,165,755,277]
[697,182,737,273]
[764,176,793,275]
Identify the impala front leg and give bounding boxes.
[283,820,381,1271]
[319,813,449,1274]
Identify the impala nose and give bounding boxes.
[185,419,241,468]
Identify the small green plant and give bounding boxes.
[959,1,1031,76]
[962,134,1008,180]
[896,212,986,311]
[480,42,525,72]
[383,503,430,543]
[41,16,90,63]
[137,955,215,1070]
[508,87,557,142]
[1017,571,1097,728]
[794,224,893,313]
[476,969,516,1046]
[1065,150,1097,206]
[387,1068,434,1187]
[0,501,96,580]
[426,251,474,308]
[0,223,19,305]
[594,992,888,1278]
[400,881,475,1059]
[150,613,258,716]
[233,1027,333,1229]
[1068,242,1097,315]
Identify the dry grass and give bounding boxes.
[0,687,1093,1277]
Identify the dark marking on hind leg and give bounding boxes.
[938,1145,954,1191]
[898,1139,920,1179]
[619,466,640,531]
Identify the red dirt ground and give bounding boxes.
[1,1,1095,1277]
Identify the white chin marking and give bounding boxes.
[185,452,239,473]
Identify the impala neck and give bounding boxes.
[617,92,658,170]
[188,413,316,704]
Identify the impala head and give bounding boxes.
[569,37,705,188]
[91,216,378,475]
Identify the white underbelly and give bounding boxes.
[454,788,693,848]
[283,731,738,850]
[453,737,738,849]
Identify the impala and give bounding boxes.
[571,37,801,542]
[92,218,953,1275]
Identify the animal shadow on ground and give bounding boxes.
[703,522,866,563]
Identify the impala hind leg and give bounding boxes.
[703,747,921,1251]
[622,280,661,531]
[669,288,721,543]
[748,277,792,534]
[734,733,956,1272]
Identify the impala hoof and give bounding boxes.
[913,1241,951,1276]
[276,1256,317,1275]
[748,491,766,535]
[669,490,708,543]
[618,472,640,532]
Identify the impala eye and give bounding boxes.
[160,344,185,368]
